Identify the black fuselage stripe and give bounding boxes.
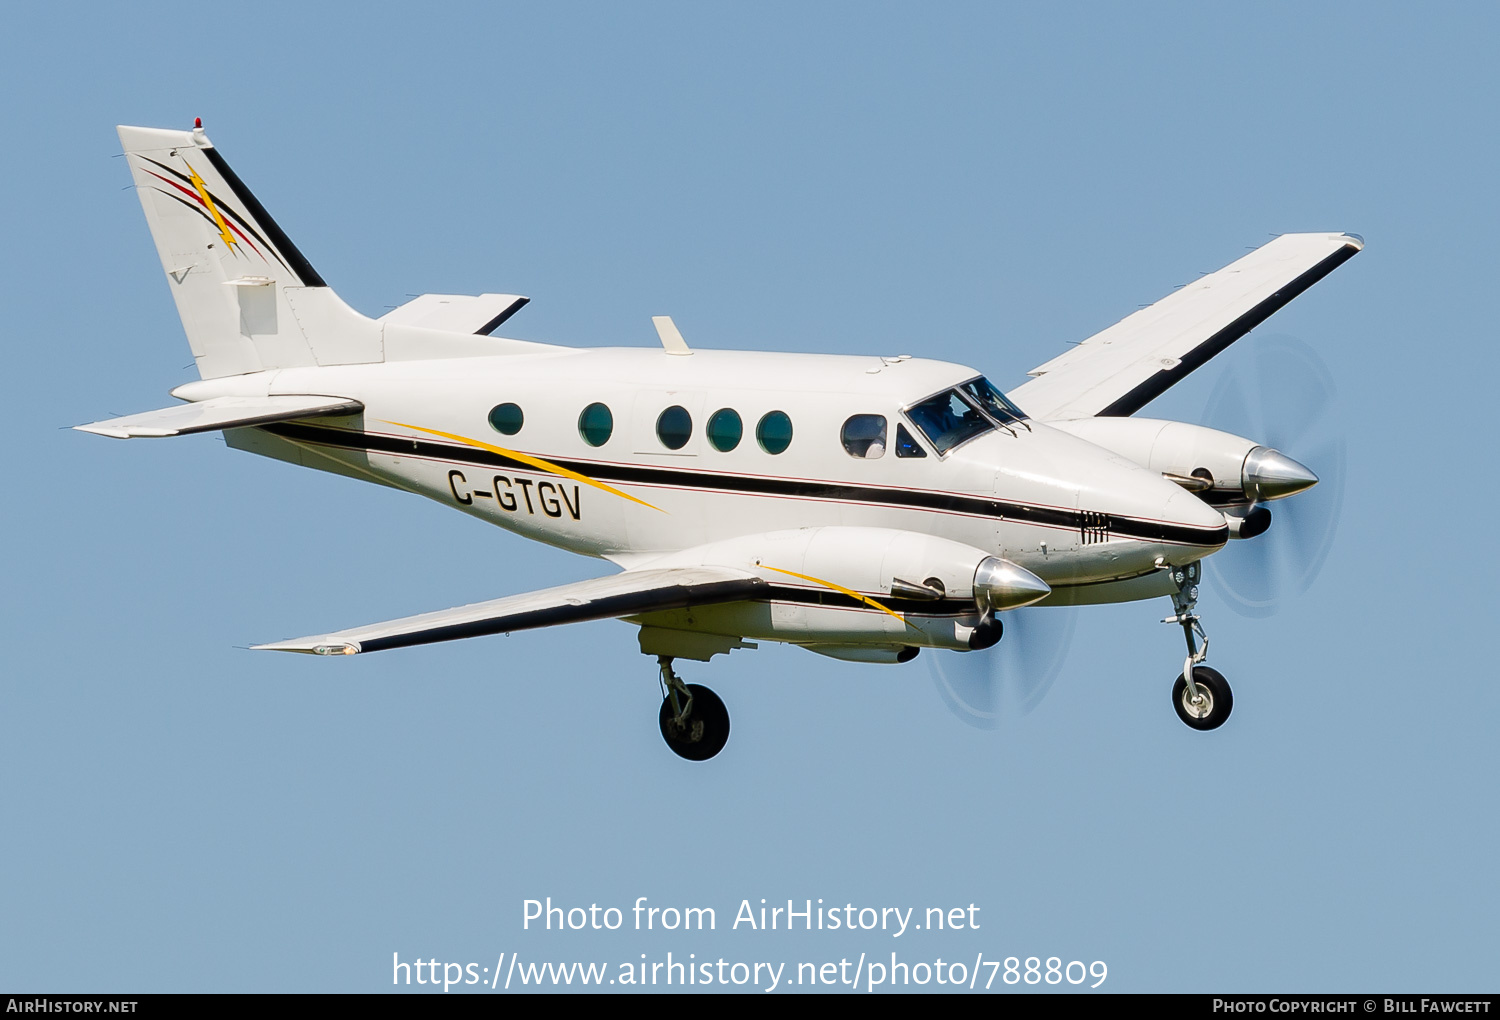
[1096,242,1362,418]
[260,422,1226,547]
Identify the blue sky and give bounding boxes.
[3,2,1496,992]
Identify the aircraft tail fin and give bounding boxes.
[118,122,382,379]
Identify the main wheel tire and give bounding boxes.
[659,683,730,761]
[1172,666,1233,731]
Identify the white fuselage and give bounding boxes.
[206,345,1227,642]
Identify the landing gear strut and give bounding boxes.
[657,657,731,761]
[1162,561,1233,730]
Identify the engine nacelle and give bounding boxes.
[1049,418,1315,504]
[1050,418,1255,496]
[646,526,1023,604]
[635,526,1048,653]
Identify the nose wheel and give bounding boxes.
[1162,561,1233,731]
[657,657,730,761]
[1172,665,1233,730]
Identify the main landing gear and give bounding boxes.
[657,657,731,761]
[1163,561,1233,731]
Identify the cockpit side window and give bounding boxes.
[841,414,887,459]
[894,423,927,458]
[905,389,994,454]
[961,377,1028,425]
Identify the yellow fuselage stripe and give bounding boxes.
[385,421,667,513]
[762,566,908,625]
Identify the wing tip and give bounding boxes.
[1270,231,1365,251]
[73,423,133,439]
[74,423,180,438]
[251,640,362,655]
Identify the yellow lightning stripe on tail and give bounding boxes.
[184,163,235,248]
[762,566,910,626]
[385,421,667,513]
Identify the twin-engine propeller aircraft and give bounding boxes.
[82,121,1362,760]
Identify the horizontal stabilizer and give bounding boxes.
[253,566,767,655]
[74,395,362,439]
[378,294,530,335]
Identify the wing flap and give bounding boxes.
[74,395,363,438]
[1008,233,1363,420]
[252,566,768,655]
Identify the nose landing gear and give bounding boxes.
[657,656,731,761]
[1163,562,1233,731]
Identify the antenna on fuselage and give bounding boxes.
[652,316,692,356]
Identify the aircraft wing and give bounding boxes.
[1007,232,1363,420]
[252,566,768,655]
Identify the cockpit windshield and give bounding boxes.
[904,378,1031,455]
[905,389,995,454]
[960,377,1028,426]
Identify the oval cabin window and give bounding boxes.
[488,402,524,436]
[656,405,693,450]
[706,408,742,452]
[757,411,793,455]
[578,402,613,447]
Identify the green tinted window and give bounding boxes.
[656,405,693,450]
[487,402,524,436]
[706,408,742,452]
[757,410,793,454]
[578,402,613,447]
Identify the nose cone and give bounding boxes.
[985,424,1229,581]
[1243,446,1318,501]
[1164,487,1231,537]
